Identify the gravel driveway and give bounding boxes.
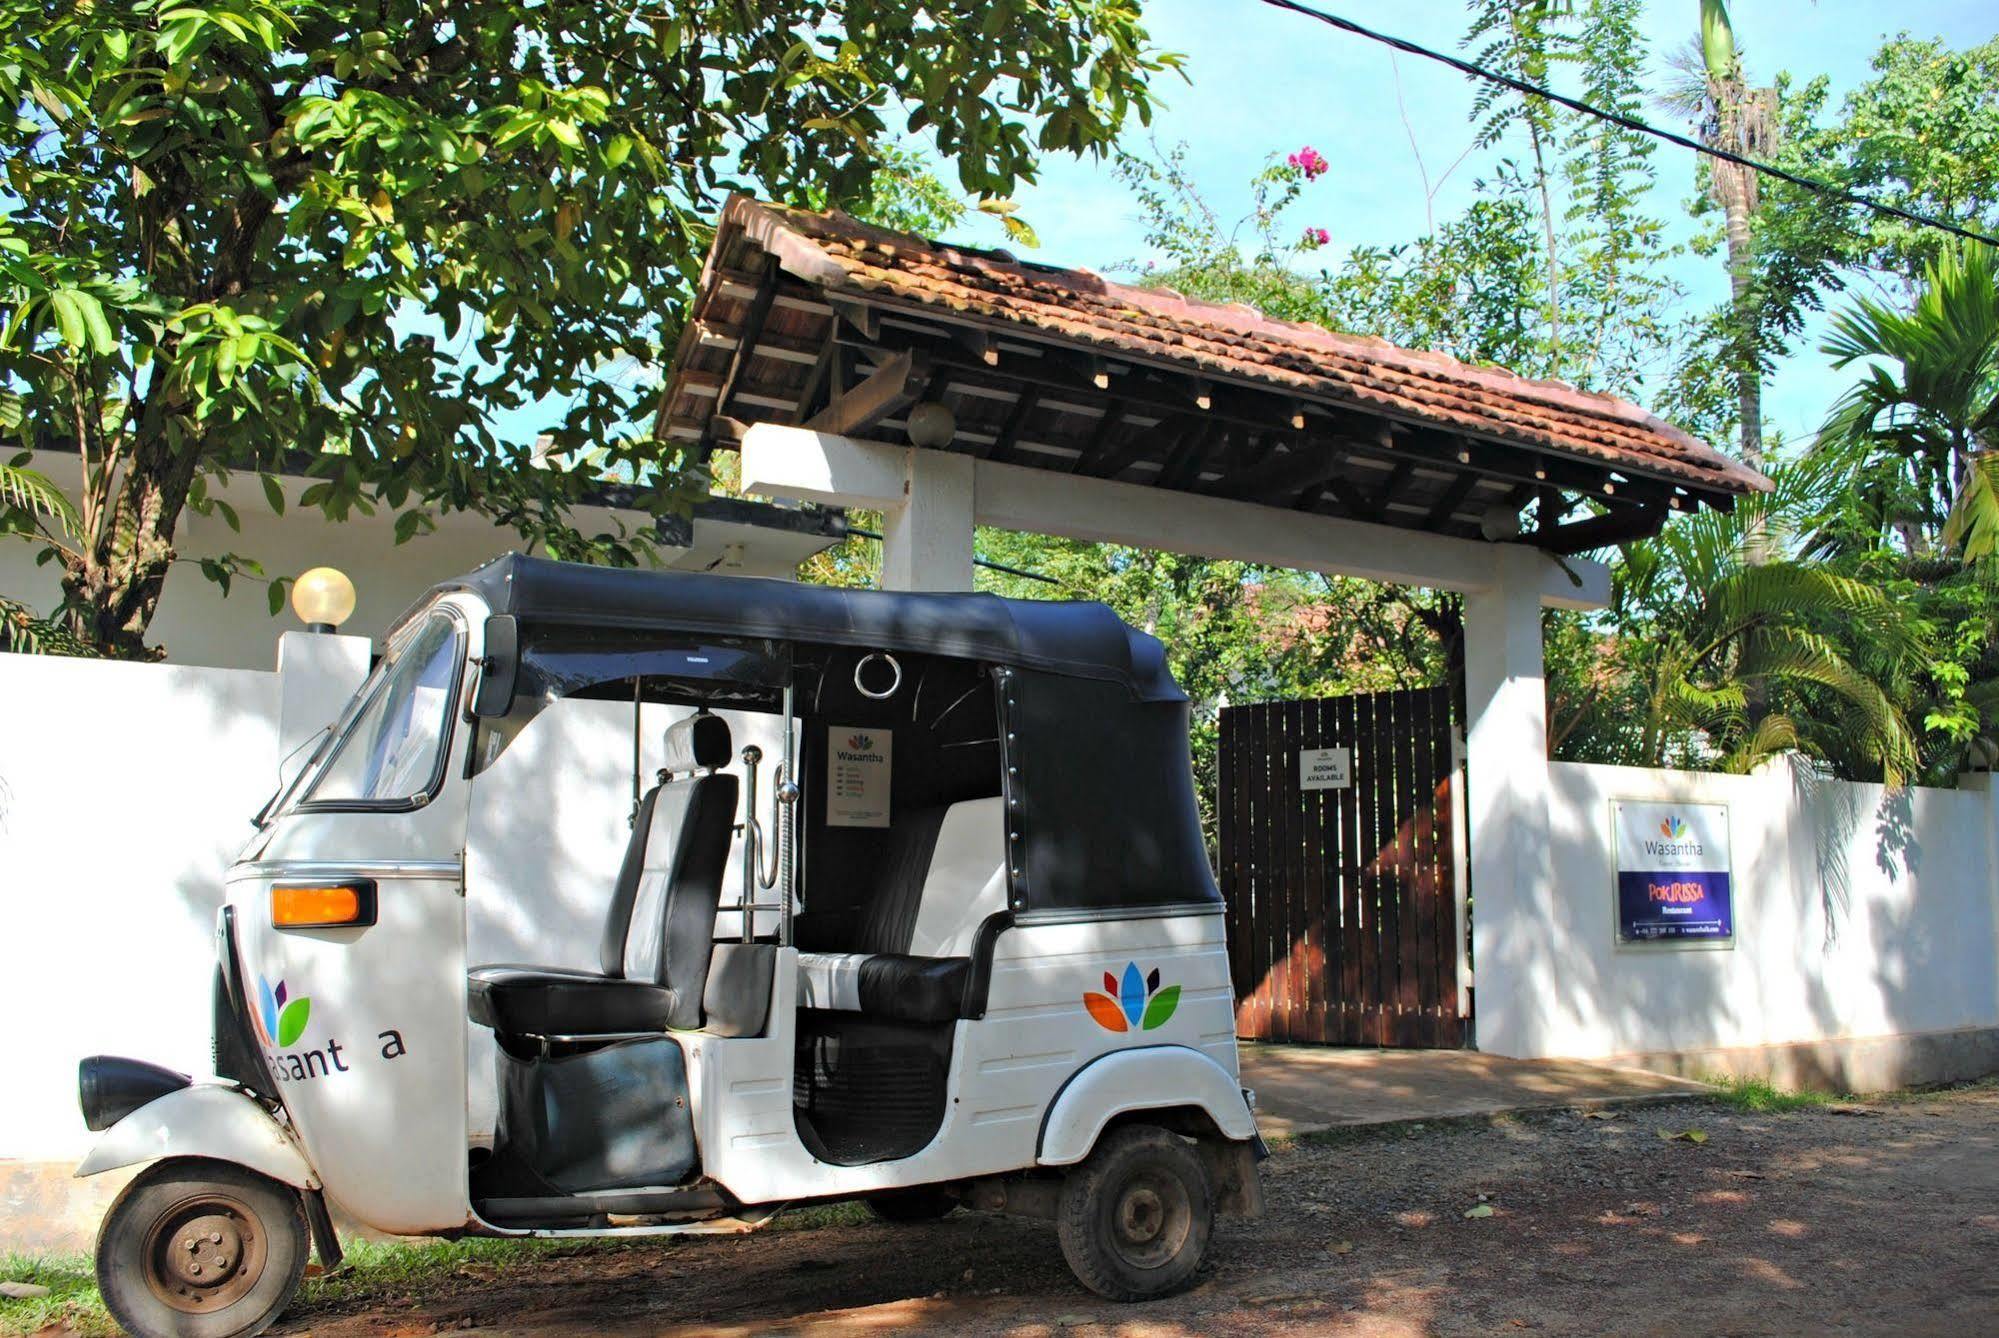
[277,1082,1999,1337]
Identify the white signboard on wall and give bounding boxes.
[1612,799,1734,943]
[1299,746,1353,791]
[827,725,892,828]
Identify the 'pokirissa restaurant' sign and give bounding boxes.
[1612,800,1734,943]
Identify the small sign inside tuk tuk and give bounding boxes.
[828,726,892,827]
[1298,746,1352,791]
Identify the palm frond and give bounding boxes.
[0,594,95,657]
[1944,453,1999,561]
[1719,712,1803,775]
[0,462,80,537]
[1735,626,1918,783]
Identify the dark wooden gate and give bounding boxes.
[1219,688,1465,1047]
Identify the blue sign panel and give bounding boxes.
[1612,801,1734,943]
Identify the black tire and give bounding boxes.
[95,1158,310,1338]
[1056,1124,1213,1302]
[864,1185,959,1223]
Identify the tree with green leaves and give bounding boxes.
[0,0,1175,658]
[1817,243,1999,560]
[1556,455,1923,781]
[1668,32,1999,464]
[1120,0,1685,409]
[1464,0,1568,371]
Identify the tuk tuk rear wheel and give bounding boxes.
[96,1158,310,1338]
[1056,1124,1212,1301]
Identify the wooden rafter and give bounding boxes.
[1424,473,1484,529]
[702,253,781,458]
[1067,401,1127,476]
[985,386,1042,465]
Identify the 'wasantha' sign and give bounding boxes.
[1611,800,1734,944]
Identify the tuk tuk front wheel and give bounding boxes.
[96,1157,310,1338]
[1056,1124,1212,1301]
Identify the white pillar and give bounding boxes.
[879,448,975,592]
[275,629,370,773]
[1463,545,1555,1058]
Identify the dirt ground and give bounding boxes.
[277,1084,1999,1337]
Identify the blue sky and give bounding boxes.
[496,1,1995,455]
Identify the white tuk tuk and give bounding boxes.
[75,554,1264,1336]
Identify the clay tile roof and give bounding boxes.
[717,196,1769,498]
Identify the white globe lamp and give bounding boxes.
[291,567,357,633]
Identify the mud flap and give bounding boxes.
[1199,1138,1267,1217]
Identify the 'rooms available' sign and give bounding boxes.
[1611,800,1734,944]
[1298,746,1353,791]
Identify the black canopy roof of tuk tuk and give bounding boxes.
[441,553,1186,704]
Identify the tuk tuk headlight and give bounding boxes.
[272,880,377,929]
[79,1056,191,1132]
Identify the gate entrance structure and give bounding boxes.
[660,195,1769,1058]
[1219,690,1464,1047]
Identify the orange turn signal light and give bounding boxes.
[272,881,376,929]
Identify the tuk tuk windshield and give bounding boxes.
[297,612,465,810]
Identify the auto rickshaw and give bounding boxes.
[74,553,1264,1337]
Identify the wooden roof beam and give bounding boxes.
[1536,502,1669,555]
[803,348,933,438]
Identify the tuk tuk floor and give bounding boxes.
[1237,1043,1712,1137]
[265,1080,1999,1338]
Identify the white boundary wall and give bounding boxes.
[0,653,285,1161]
[1476,758,1999,1069]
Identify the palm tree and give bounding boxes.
[1658,0,1778,466]
[1602,455,1921,782]
[1816,242,1999,559]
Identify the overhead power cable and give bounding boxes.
[1254,0,1999,250]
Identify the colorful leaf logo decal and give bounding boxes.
[1084,962,1181,1032]
[277,997,311,1048]
[1084,993,1128,1032]
[257,977,281,1046]
[256,976,313,1048]
[1119,962,1145,1027]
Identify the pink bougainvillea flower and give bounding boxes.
[1289,146,1329,180]
[1301,226,1331,249]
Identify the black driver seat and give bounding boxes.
[468,712,738,1040]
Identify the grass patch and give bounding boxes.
[1701,1074,1842,1113]
[1,1238,625,1335]
[297,1236,617,1308]
[1,1253,113,1337]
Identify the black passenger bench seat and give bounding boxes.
[794,799,1004,1024]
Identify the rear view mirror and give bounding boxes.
[472,615,519,717]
